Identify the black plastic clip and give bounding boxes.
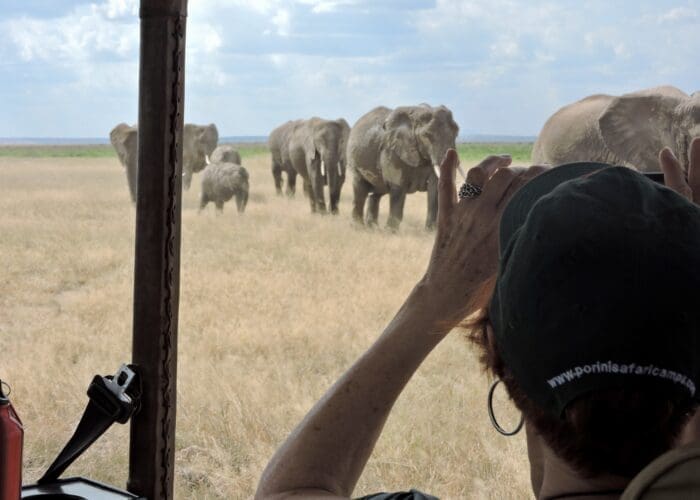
[38,363,143,484]
[87,364,140,424]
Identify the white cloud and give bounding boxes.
[268,53,288,67]
[298,0,362,14]
[102,0,138,19]
[188,23,224,54]
[3,0,700,137]
[3,0,228,86]
[4,2,139,63]
[584,29,633,59]
[659,6,697,22]
[461,65,508,89]
[271,9,292,36]
[613,43,630,58]
[490,38,520,58]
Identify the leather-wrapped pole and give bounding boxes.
[128,1,187,498]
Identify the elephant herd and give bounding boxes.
[270,104,459,230]
[110,85,700,229]
[110,123,249,213]
[269,117,350,214]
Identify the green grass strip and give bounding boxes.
[456,143,532,163]
[0,145,116,158]
[0,142,533,162]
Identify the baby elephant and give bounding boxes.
[199,162,249,214]
[210,145,242,165]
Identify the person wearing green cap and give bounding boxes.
[256,138,700,500]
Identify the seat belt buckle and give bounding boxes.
[87,364,140,424]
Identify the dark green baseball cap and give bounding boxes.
[489,163,700,417]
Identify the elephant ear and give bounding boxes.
[110,124,137,167]
[208,124,219,150]
[201,124,219,154]
[337,118,351,162]
[599,91,681,169]
[124,128,138,163]
[382,108,422,167]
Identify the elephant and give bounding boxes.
[182,123,219,190]
[110,123,138,202]
[347,104,459,230]
[210,144,242,165]
[286,117,351,214]
[199,161,249,214]
[269,120,302,197]
[109,122,219,200]
[532,86,700,172]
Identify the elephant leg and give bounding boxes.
[301,178,316,212]
[183,169,193,190]
[287,170,297,197]
[235,192,246,213]
[352,176,371,224]
[425,174,438,230]
[198,194,209,214]
[215,200,224,214]
[329,177,343,215]
[126,165,137,203]
[330,190,340,215]
[387,186,406,231]
[367,192,382,227]
[272,163,283,196]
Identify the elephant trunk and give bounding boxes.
[323,152,341,190]
[236,186,248,213]
[429,139,461,179]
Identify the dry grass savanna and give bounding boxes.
[0,143,533,499]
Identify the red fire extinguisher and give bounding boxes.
[0,380,23,499]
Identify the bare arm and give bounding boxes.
[255,285,449,499]
[256,151,546,499]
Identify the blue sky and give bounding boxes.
[1,0,698,138]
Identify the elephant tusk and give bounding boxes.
[205,154,211,165]
[434,164,466,179]
[321,161,326,177]
[338,163,342,176]
[457,164,466,179]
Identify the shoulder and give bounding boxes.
[622,442,700,499]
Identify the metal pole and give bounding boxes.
[128,1,187,498]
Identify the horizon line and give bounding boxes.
[0,133,537,146]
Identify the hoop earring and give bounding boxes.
[487,379,524,436]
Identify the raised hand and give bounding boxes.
[420,149,547,330]
[660,137,700,204]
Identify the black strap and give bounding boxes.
[38,364,141,484]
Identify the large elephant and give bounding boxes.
[109,122,219,200]
[347,105,459,230]
[287,117,351,214]
[269,120,303,197]
[109,123,138,202]
[533,86,700,172]
[182,123,219,190]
